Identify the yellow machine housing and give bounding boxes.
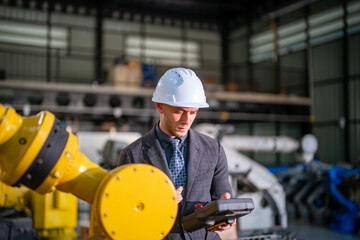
[0,179,30,212]
[0,178,77,240]
[31,191,78,239]
[0,104,177,240]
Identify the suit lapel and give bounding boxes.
[184,129,202,198]
[143,128,171,178]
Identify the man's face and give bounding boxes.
[156,103,199,138]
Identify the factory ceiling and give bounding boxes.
[5,0,308,28]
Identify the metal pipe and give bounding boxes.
[342,0,350,163]
[95,1,103,84]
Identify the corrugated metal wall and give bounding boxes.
[229,0,360,166]
[349,34,360,165]
[312,40,345,164]
[0,5,221,84]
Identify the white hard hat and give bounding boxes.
[152,68,209,108]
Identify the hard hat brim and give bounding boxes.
[152,98,209,108]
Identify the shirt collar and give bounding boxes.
[155,122,187,146]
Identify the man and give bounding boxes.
[117,67,235,239]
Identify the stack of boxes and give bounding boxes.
[110,58,157,89]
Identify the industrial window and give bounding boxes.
[249,29,273,63]
[250,1,360,63]
[125,35,201,68]
[308,6,344,45]
[346,0,360,34]
[277,20,307,55]
[0,20,67,49]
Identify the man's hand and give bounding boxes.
[220,192,231,200]
[176,186,183,203]
[210,192,236,232]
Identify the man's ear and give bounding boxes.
[155,103,164,113]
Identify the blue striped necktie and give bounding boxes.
[169,138,186,189]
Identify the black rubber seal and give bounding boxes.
[15,118,69,190]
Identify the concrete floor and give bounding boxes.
[235,219,360,240]
[287,219,360,240]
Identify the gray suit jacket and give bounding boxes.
[117,125,232,240]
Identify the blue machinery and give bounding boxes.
[277,162,360,234]
[328,166,360,233]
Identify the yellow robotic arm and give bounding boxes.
[0,104,177,240]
